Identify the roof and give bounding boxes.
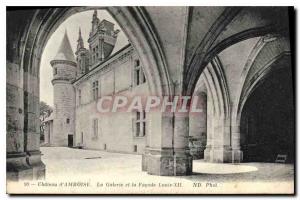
[52,31,76,62]
[72,43,132,84]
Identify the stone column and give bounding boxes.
[210,117,224,162]
[204,94,213,162]
[7,62,33,181]
[7,64,45,181]
[142,110,153,172]
[207,116,233,163]
[6,9,45,181]
[203,102,232,163]
[231,118,243,163]
[23,73,45,180]
[145,111,175,176]
[189,93,207,159]
[173,111,193,175]
[222,118,234,163]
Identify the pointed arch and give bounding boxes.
[234,36,291,121]
[21,7,172,96]
[192,56,231,163]
[228,35,292,163]
[184,7,241,96]
[183,7,290,97]
[8,7,174,179]
[198,56,230,119]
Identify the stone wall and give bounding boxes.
[7,9,46,181]
[74,46,149,154]
[52,80,75,146]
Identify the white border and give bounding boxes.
[0,1,298,199]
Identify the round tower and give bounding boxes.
[50,31,77,147]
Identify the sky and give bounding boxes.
[40,10,129,107]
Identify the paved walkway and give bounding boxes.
[38,147,294,194]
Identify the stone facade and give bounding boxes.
[49,11,148,153]
[74,45,148,154]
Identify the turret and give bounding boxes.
[51,30,77,81]
[50,31,76,147]
[91,10,100,34]
[75,28,89,76]
[88,10,120,67]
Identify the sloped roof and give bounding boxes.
[53,31,76,62]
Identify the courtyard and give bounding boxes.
[38,147,294,194]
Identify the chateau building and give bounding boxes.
[44,10,149,154]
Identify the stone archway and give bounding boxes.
[7,7,173,180]
[183,7,291,162]
[7,7,293,181]
[184,7,290,97]
[189,56,231,163]
[181,7,290,165]
[240,65,294,163]
[232,36,292,163]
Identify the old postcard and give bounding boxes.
[6,6,295,194]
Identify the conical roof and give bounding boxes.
[53,30,76,62]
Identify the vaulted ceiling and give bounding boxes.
[7,6,291,95]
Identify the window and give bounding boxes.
[78,89,82,105]
[81,62,85,73]
[79,59,85,73]
[134,59,146,86]
[133,145,137,152]
[66,118,70,124]
[133,110,146,137]
[92,81,99,100]
[54,68,57,75]
[93,118,98,138]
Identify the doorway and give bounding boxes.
[68,135,73,147]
